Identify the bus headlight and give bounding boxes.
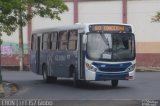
[126,64,135,72]
[85,63,97,72]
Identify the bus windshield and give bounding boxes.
[87,33,135,61]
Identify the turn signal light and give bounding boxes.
[85,63,97,72]
[125,76,133,80]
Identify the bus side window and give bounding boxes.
[51,32,57,50]
[68,30,78,50]
[42,33,49,50]
[59,31,68,50]
[31,34,36,51]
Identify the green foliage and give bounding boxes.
[0,39,2,45]
[0,0,68,35]
[152,11,160,22]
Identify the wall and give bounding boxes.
[1,2,74,66]
[128,0,160,42]
[1,26,28,44]
[1,0,160,67]
[79,1,122,23]
[128,0,160,67]
[32,2,74,30]
[1,42,29,66]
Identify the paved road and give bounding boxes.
[1,71,160,105]
[2,71,160,100]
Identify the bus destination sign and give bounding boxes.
[89,24,132,33]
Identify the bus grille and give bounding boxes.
[92,62,132,73]
[98,68,126,72]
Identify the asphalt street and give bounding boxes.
[2,71,160,106]
[1,71,160,106]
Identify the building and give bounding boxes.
[1,0,160,67]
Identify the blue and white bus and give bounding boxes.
[30,23,136,87]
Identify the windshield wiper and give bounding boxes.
[100,32,111,49]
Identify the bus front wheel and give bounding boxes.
[111,80,118,88]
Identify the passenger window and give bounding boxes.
[59,31,68,50]
[68,30,78,50]
[42,33,49,50]
[51,32,57,50]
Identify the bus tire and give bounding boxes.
[51,76,57,83]
[42,65,52,83]
[111,80,118,88]
[73,71,81,87]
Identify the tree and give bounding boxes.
[152,11,160,22]
[0,0,68,71]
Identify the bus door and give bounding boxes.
[31,35,40,73]
[77,33,85,80]
[36,36,41,73]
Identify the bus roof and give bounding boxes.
[32,24,84,34]
[32,23,133,34]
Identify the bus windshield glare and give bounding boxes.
[87,33,135,61]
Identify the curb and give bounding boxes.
[0,84,5,98]
[136,67,160,72]
[1,65,30,71]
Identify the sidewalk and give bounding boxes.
[0,81,18,98]
[136,67,160,72]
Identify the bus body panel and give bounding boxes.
[84,58,136,81]
[30,23,136,85]
[49,51,78,77]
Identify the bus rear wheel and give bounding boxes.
[111,80,118,88]
[43,65,57,83]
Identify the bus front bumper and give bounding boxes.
[85,69,135,81]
